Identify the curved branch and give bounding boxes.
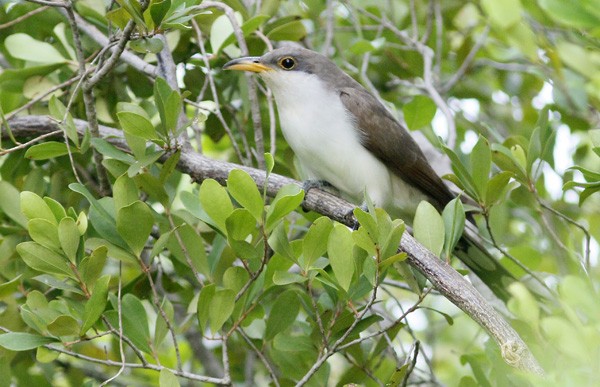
[5,115,544,375]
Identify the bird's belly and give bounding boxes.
[280,108,427,220]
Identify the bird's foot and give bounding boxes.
[301,179,335,194]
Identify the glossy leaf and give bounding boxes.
[58,217,80,263]
[328,224,354,291]
[80,275,110,335]
[0,332,57,351]
[265,290,300,340]
[442,198,465,259]
[20,192,58,224]
[403,95,437,130]
[227,169,264,221]
[413,201,444,257]
[302,217,333,269]
[116,201,154,256]
[266,184,304,231]
[17,242,73,278]
[199,179,234,234]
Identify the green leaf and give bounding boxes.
[4,33,66,64]
[226,208,257,241]
[80,275,110,335]
[442,146,478,198]
[538,0,600,29]
[266,184,304,231]
[127,149,166,178]
[268,222,296,263]
[265,290,300,340]
[159,149,181,184]
[0,275,22,299]
[302,217,333,269]
[328,224,354,291]
[380,219,405,260]
[28,218,60,250]
[21,192,58,225]
[484,171,514,207]
[58,217,80,263]
[47,315,80,337]
[353,207,378,242]
[0,181,27,227]
[442,198,465,259]
[227,169,264,221]
[402,95,437,130]
[0,332,57,351]
[153,77,182,137]
[80,246,108,288]
[90,137,135,163]
[117,111,157,140]
[149,0,171,27]
[199,179,234,234]
[115,0,145,26]
[154,297,174,348]
[491,144,528,184]
[272,270,307,285]
[470,136,491,200]
[198,286,235,334]
[159,368,180,387]
[48,95,78,146]
[413,201,444,257]
[209,288,236,332]
[480,0,522,29]
[197,285,214,332]
[218,14,271,54]
[130,37,164,54]
[165,224,209,276]
[115,294,152,353]
[113,174,139,212]
[266,20,307,41]
[116,201,154,256]
[17,242,73,278]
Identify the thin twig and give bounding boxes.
[295,252,382,386]
[24,0,66,7]
[0,130,61,155]
[537,198,591,270]
[196,1,266,169]
[482,214,554,295]
[100,262,126,386]
[190,19,249,164]
[0,5,49,29]
[322,0,335,55]
[237,328,280,387]
[401,341,420,387]
[166,209,205,286]
[442,25,491,93]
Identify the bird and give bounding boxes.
[224,46,516,301]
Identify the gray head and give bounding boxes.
[223,47,360,91]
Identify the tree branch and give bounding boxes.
[5,115,544,375]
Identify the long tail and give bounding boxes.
[454,230,516,302]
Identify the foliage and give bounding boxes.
[1,0,600,385]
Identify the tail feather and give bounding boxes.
[454,231,516,302]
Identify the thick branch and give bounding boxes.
[5,115,544,375]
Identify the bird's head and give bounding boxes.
[223,47,357,93]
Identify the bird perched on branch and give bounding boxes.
[224,46,516,301]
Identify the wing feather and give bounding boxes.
[339,87,454,210]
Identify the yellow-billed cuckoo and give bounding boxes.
[224,47,515,300]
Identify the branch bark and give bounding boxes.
[5,115,544,375]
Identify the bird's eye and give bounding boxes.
[278,56,296,70]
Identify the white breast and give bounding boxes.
[261,71,426,219]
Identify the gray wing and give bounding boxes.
[339,87,455,211]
